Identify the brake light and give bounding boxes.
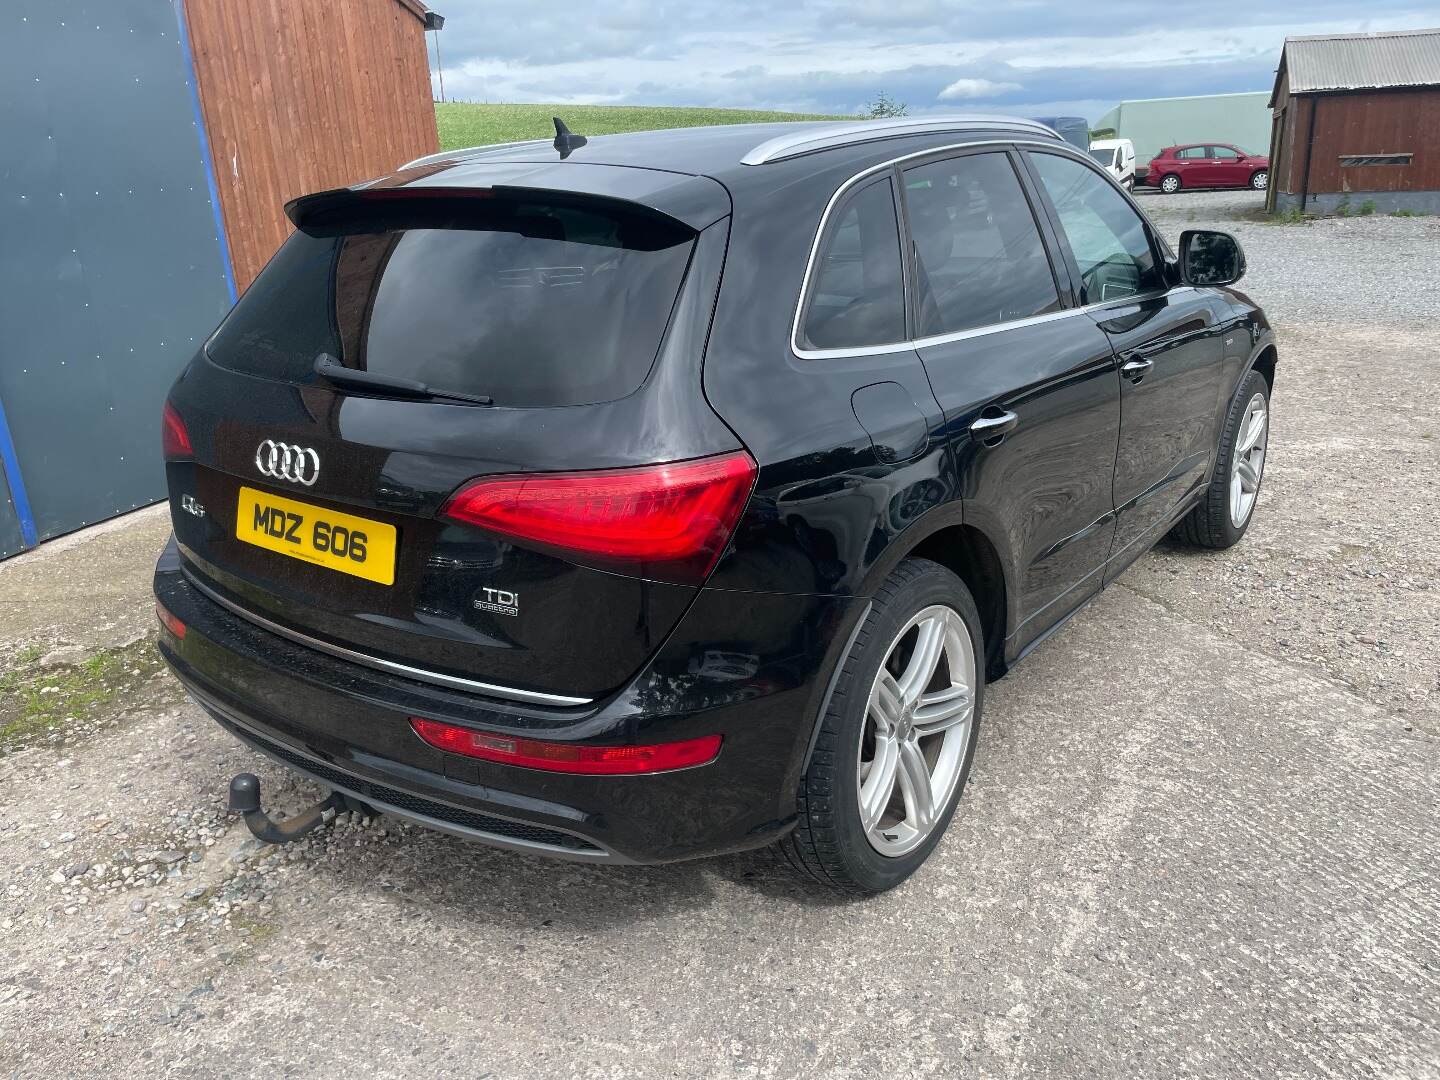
[162,402,192,459]
[441,451,756,584]
[410,717,721,775]
[155,600,186,640]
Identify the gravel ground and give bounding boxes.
[2,188,1438,1079]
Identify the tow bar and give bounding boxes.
[227,772,374,845]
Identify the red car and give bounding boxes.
[1142,144,1269,194]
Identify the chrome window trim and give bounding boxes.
[742,116,1061,166]
[183,570,593,708]
[791,139,1178,361]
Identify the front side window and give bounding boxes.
[1028,152,1164,304]
[1211,146,1241,159]
[903,152,1061,337]
[801,177,907,350]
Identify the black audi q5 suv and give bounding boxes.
[155,115,1275,893]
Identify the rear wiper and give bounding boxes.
[312,353,493,407]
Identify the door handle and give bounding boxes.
[1120,358,1154,382]
[970,409,1019,442]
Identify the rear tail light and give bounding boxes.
[441,451,756,585]
[162,402,193,460]
[410,717,721,775]
[156,600,186,640]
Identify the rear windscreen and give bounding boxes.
[204,195,696,408]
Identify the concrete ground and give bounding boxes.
[2,190,1438,1078]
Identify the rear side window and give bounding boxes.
[903,152,1061,337]
[801,177,907,350]
[205,196,696,408]
[1175,147,1206,160]
[1028,152,1163,304]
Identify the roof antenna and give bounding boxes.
[553,116,587,159]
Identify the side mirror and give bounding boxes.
[1179,229,1246,287]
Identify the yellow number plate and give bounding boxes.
[236,486,397,586]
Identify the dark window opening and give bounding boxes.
[1339,154,1413,167]
[801,177,907,350]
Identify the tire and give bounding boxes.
[778,558,984,895]
[1160,173,1181,194]
[1250,169,1269,191]
[1171,369,1271,549]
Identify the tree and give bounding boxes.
[864,91,908,119]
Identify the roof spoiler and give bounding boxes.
[283,183,705,234]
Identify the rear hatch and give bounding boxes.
[163,176,748,704]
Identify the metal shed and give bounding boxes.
[0,0,439,560]
[1092,92,1274,170]
[1267,28,1440,214]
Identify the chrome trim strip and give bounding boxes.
[741,116,1061,166]
[183,572,593,708]
[198,694,615,862]
[790,139,1187,361]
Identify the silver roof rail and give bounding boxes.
[741,115,1061,166]
[398,139,550,171]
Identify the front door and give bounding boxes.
[1208,145,1248,187]
[1023,149,1227,579]
[898,148,1122,655]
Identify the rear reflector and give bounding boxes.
[162,402,192,460]
[156,600,186,640]
[441,451,756,585]
[410,717,721,775]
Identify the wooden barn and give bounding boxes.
[0,0,439,558]
[1267,28,1440,214]
[181,0,441,289]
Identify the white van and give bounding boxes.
[1088,138,1136,189]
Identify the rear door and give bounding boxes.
[1022,149,1226,578]
[1209,145,1247,187]
[901,148,1121,653]
[1173,146,1210,187]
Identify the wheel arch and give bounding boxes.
[856,509,1013,681]
[1248,341,1278,391]
[798,512,1013,774]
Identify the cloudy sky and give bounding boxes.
[426,1,1433,119]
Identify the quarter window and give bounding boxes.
[902,152,1061,337]
[801,177,907,350]
[1029,152,1164,304]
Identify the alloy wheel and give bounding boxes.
[857,605,975,857]
[1229,393,1268,527]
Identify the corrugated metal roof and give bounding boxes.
[1283,28,1440,94]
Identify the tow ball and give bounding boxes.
[227,773,375,844]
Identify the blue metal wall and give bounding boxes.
[0,1,234,559]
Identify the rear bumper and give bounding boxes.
[156,541,859,864]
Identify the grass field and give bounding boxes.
[435,102,853,150]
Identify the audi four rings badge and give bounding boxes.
[255,440,320,486]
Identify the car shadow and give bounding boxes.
[296,816,863,931]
